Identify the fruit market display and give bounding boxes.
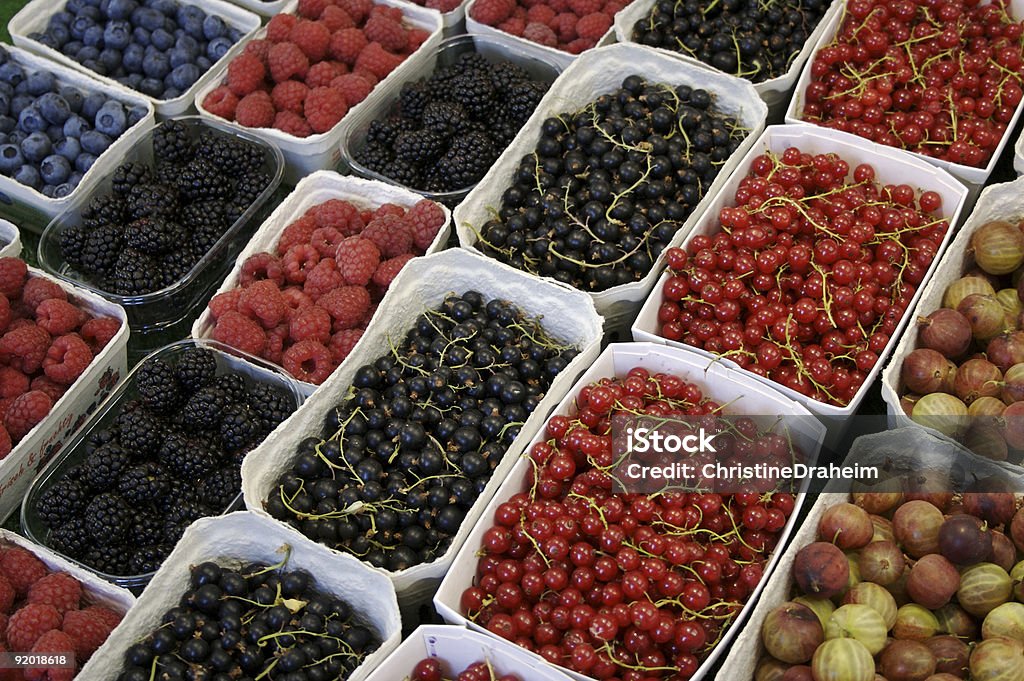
[57,119,274,296]
[114,558,380,681]
[798,0,1024,168]
[652,147,951,407]
[469,0,629,54]
[458,367,800,679]
[34,345,296,576]
[471,75,749,293]
[630,0,829,84]
[409,658,523,681]
[264,291,579,572]
[0,258,122,456]
[27,0,245,100]
[0,46,145,197]
[205,196,447,384]
[352,51,550,194]
[755,486,1024,681]
[201,0,431,137]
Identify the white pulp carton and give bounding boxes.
[1016,127,1024,176]
[0,220,21,259]
[613,0,843,120]
[195,0,445,182]
[0,45,155,226]
[631,124,968,443]
[365,625,575,681]
[0,266,129,522]
[78,511,402,681]
[239,248,604,620]
[453,43,768,339]
[9,0,260,119]
[433,341,825,681]
[190,170,453,395]
[784,0,1024,205]
[881,176,1024,426]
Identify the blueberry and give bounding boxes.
[63,114,90,138]
[28,72,57,99]
[178,7,205,40]
[54,135,81,161]
[0,83,12,100]
[49,11,73,27]
[146,0,177,15]
[81,59,106,76]
[99,48,122,73]
[81,92,105,120]
[108,0,138,18]
[21,131,52,163]
[103,20,131,50]
[202,15,226,40]
[0,94,8,118]
[37,93,72,125]
[162,87,180,99]
[126,104,147,126]
[7,131,24,146]
[132,26,151,46]
[54,182,77,197]
[70,15,95,41]
[47,125,64,141]
[196,55,211,70]
[18,106,46,133]
[226,27,242,44]
[78,5,102,19]
[75,152,97,172]
[0,133,8,146]
[75,46,100,63]
[34,34,60,51]
[66,0,86,13]
[133,7,165,31]
[83,24,105,48]
[173,27,185,40]
[206,37,232,61]
[151,28,174,51]
[0,48,7,66]
[41,184,57,197]
[59,87,84,113]
[0,117,14,135]
[0,63,25,88]
[167,47,191,68]
[126,73,144,90]
[80,129,111,155]
[175,34,199,56]
[13,80,27,95]
[142,51,170,80]
[69,170,83,184]
[47,25,71,47]
[40,154,71,185]
[123,43,145,73]
[62,40,84,57]
[168,63,200,91]
[163,17,176,33]
[0,144,22,174]
[10,94,32,117]
[139,77,163,97]
[94,101,126,137]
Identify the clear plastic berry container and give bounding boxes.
[21,338,305,593]
[339,34,562,207]
[36,117,285,358]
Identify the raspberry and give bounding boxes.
[0,399,13,423]
[34,299,85,336]
[289,19,331,60]
[277,215,319,254]
[264,324,288,365]
[244,38,274,61]
[406,199,447,251]
[0,325,51,374]
[235,91,276,128]
[297,0,327,18]
[4,391,53,441]
[303,259,344,300]
[0,426,9,459]
[426,0,461,12]
[351,68,380,86]
[288,304,332,344]
[364,13,408,53]
[406,27,430,50]
[42,335,93,386]
[202,86,239,119]
[523,20,558,45]
[318,286,371,330]
[79,317,120,352]
[472,0,515,24]
[239,280,287,329]
[337,0,373,22]
[226,53,266,97]
[27,573,81,615]
[362,215,413,258]
[498,16,527,35]
[26,629,75,681]
[549,0,569,11]
[240,253,286,288]
[305,86,348,134]
[372,203,406,219]
[372,6,405,22]
[274,110,313,137]
[311,199,365,235]
[335,236,380,286]
[527,5,557,23]
[22,278,66,314]
[329,328,363,363]
[321,5,355,30]
[0,259,27,300]
[552,13,577,40]
[268,42,310,83]
[213,311,267,357]
[372,253,415,289]
[2,548,48,594]
[266,13,298,42]
[62,607,118,660]
[281,287,314,311]
[6,604,60,652]
[29,377,65,404]
[566,37,591,53]
[330,28,368,65]
[0,574,12,614]
[0,368,27,399]
[208,289,241,319]
[568,0,602,15]
[283,244,321,284]
[331,73,374,107]
[282,340,335,384]
[305,61,342,88]
[271,80,308,114]
[0,296,8,335]
[575,11,611,39]
[355,42,404,80]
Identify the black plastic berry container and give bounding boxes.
[21,339,304,592]
[339,34,561,207]
[36,117,285,358]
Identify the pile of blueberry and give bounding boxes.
[0,46,144,197]
[28,0,245,100]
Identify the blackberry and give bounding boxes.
[59,225,88,269]
[365,117,405,146]
[229,172,271,218]
[158,432,216,479]
[80,224,124,275]
[354,142,393,173]
[83,492,132,547]
[111,162,152,196]
[195,131,264,175]
[82,427,119,457]
[398,83,431,120]
[136,359,183,411]
[37,478,88,526]
[198,466,242,509]
[506,81,547,125]
[126,182,178,220]
[123,217,173,255]
[153,160,183,186]
[110,249,162,294]
[161,248,200,286]
[175,348,218,392]
[219,404,260,453]
[489,61,531,92]
[166,477,200,505]
[82,194,124,230]
[154,119,193,164]
[84,544,131,575]
[437,132,495,189]
[81,443,133,491]
[177,158,233,200]
[181,199,229,234]
[247,383,294,433]
[130,511,166,545]
[381,161,420,188]
[451,71,496,119]
[116,407,166,453]
[118,463,171,506]
[49,517,90,559]
[163,501,210,544]
[394,130,445,166]
[129,544,172,574]
[214,374,248,403]
[421,101,467,136]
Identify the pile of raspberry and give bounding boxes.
[207,197,446,384]
[0,543,123,681]
[202,0,431,138]
[0,258,121,458]
[470,0,630,53]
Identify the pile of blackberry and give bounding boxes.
[353,53,549,194]
[265,291,578,572]
[116,560,379,681]
[473,75,749,292]
[58,120,272,296]
[37,347,296,576]
[632,0,828,82]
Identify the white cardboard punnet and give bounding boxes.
[0,220,21,259]
[240,248,604,620]
[78,512,402,681]
[1016,127,1023,176]
[434,341,824,681]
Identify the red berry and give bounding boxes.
[267,42,310,83]
[304,86,349,134]
[212,311,267,357]
[364,13,408,53]
[61,607,119,661]
[335,236,381,286]
[328,328,363,363]
[235,91,276,128]
[7,604,60,652]
[78,317,120,352]
[289,19,331,61]
[271,80,309,114]
[21,278,66,314]
[318,286,371,330]
[330,28,368,64]
[238,280,287,329]
[27,573,81,615]
[362,214,413,258]
[288,304,332,344]
[0,325,50,374]
[331,73,374,107]
[282,339,335,384]
[405,200,446,251]
[472,0,515,25]
[266,14,298,42]
[42,334,93,386]
[372,253,415,289]
[0,258,27,300]
[354,42,404,80]
[226,52,266,97]
[202,86,240,119]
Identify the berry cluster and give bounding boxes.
[632,0,828,83]
[353,52,549,194]
[202,0,430,138]
[0,543,123,680]
[58,120,272,296]
[800,0,1024,168]
[0,46,145,197]
[0,259,121,457]
[35,346,295,577]
[410,658,522,681]
[115,559,380,681]
[265,291,578,572]
[470,0,629,54]
[30,0,244,100]
[472,75,748,292]
[655,148,950,407]
[460,368,797,679]
[207,197,445,385]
